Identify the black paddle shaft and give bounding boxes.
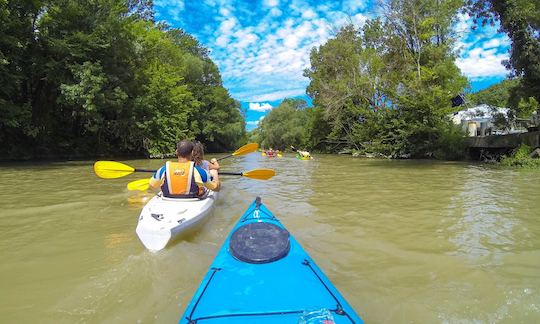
[134,168,241,176]
[134,168,156,173]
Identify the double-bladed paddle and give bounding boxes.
[94,142,259,179]
[126,168,275,191]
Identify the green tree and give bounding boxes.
[466,0,540,115]
[469,78,519,107]
[303,0,468,158]
[258,99,311,150]
[0,0,245,159]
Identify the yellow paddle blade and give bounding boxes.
[232,143,259,156]
[127,178,151,191]
[242,168,276,180]
[94,161,135,179]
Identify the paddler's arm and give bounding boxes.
[195,164,220,192]
[149,166,165,190]
[208,158,220,170]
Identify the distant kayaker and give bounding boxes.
[149,140,220,198]
[193,141,219,171]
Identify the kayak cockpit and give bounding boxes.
[229,222,290,264]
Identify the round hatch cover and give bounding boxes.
[229,222,290,264]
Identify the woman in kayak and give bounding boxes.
[149,140,220,198]
[193,141,219,171]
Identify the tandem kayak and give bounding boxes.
[181,197,363,323]
[136,191,217,251]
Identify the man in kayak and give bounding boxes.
[149,140,220,198]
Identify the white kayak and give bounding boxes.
[135,191,218,251]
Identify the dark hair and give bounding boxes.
[176,140,194,158]
[192,141,204,166]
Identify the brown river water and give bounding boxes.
[1,153,539,323]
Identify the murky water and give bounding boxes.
[1,154,539,323]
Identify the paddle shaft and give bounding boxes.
[220,171,242,176]
[216,154,233,161]
[135,168,241,176]
[134,168,156,173]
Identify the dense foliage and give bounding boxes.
[469,79,519,107]
[500,144,540,168]
[301,0,468,159]
[256,99,313,150]
[466,0,540,117]
[0,0,245,160]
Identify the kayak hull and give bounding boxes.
[136,191,217,251]
[180,198,363,323]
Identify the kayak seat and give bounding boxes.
[229,222,290,264]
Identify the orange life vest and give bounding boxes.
[162,161,199,198]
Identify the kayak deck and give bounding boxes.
[136,191,217,251]
[181,197,363,323]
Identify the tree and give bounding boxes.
[303,0,468,158]
[0,0,245,159]
[466,0,540,115]
[469,78,519,107]
[258,99,311,150]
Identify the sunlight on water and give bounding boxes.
[0,155,539,323]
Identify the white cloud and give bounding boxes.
[215,35,229,47]
[302,9,317,19]
[219,18,237,34]
[248,102,274,112]
[342,0,367,13]
[173,0,372,103]
[264,0,279,7]
[456,51,509,78]
[154,0,185,21]
[269,7,282,17]
[246,116,266,127]
[452,13,511,79]
[242,88,307,102]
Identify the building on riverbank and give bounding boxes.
[450,104,528,137]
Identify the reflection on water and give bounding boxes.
[447,166,518,263]
[0,156,539,323]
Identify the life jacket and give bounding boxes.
[161,161,200,198]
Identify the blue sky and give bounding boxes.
[154,0,511,130]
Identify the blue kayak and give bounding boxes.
[180,197,363,323]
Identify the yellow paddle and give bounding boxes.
[126,168,276,191]
[127,178,153,191]
[94,143,259,180]
[94,161,155,179]
[216,142,259,161]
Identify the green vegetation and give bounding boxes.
[256,99,312,150]
[469,78,538,119]
[500,145,540,168]
[263,0,469,159]
[256,0,538,161]
[466,0,540,117]
[469,79,519,108]
[0,0,245,160]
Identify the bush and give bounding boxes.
[500,144,540,168]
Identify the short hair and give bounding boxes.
[177,140,194,158]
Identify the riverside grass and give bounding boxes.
[500,145,540,169]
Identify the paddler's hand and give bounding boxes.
[209,158,220,170]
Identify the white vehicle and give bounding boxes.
[136,191,218,251]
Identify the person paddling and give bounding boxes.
[149,140,220,198]
[291,146,311,159]
[193,141,219,171]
